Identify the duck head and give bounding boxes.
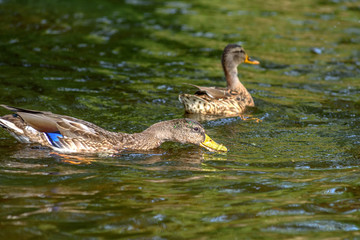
[151,119,227,152]
[221,44,259,71]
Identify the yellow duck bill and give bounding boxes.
[200,134,228,152]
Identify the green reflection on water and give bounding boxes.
[0,0,359,239]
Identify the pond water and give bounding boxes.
[0,0,359,239]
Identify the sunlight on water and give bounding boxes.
[0,0,359,239]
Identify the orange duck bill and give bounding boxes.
[244,54,260,64]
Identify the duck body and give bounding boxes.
[0,105,227,154]
[179,85,254,116]
[179,44,259,116]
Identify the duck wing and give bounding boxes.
[186,84,231,99]
[1,105,103,141]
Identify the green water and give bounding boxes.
[0,0,359,239]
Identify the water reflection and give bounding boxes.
[5,143,228,171]
[0,0,360,238]
[184,111,262,122]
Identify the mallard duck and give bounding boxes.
[0,105,227,154]
[179,44,259,116]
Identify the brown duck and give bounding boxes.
[179,44,259,116]
[0,105,227,154]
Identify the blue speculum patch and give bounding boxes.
[45,131,63,147]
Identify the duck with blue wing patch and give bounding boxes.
[0,105,227,154]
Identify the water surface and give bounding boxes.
[0,0,359,239]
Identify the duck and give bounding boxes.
[179,44,260,116]
[0,105,227,154]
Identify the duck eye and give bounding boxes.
[193,127,199,132]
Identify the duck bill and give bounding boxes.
[200,134,228,152]
[244,54,260,65]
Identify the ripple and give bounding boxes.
[202,215,229,223]
[226,10,251,16]
[257,209,310,216]
[310,47,323,55]
[57,87,99,93]
[43,77,67,81]
[125,0,151,6]
[265,220,359,233]
[191,32,216,38]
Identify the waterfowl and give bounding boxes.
[0,105,227,154]
[179,44,259,116]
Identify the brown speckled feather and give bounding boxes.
[0,105,227,154]
[179,93,248,116]
[179,44,259,116]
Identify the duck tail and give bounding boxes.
[0,115,32,143]
[1,104,43,114]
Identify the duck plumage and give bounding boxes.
[0,105,227,154]
[179,44,259,116]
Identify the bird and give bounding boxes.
[179,44,259,116]
[0,105,227,154]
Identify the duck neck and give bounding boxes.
[114,131,162,151]
[224,65,254,106]
[114,122,173,151]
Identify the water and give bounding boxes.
[0,0,359,239]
